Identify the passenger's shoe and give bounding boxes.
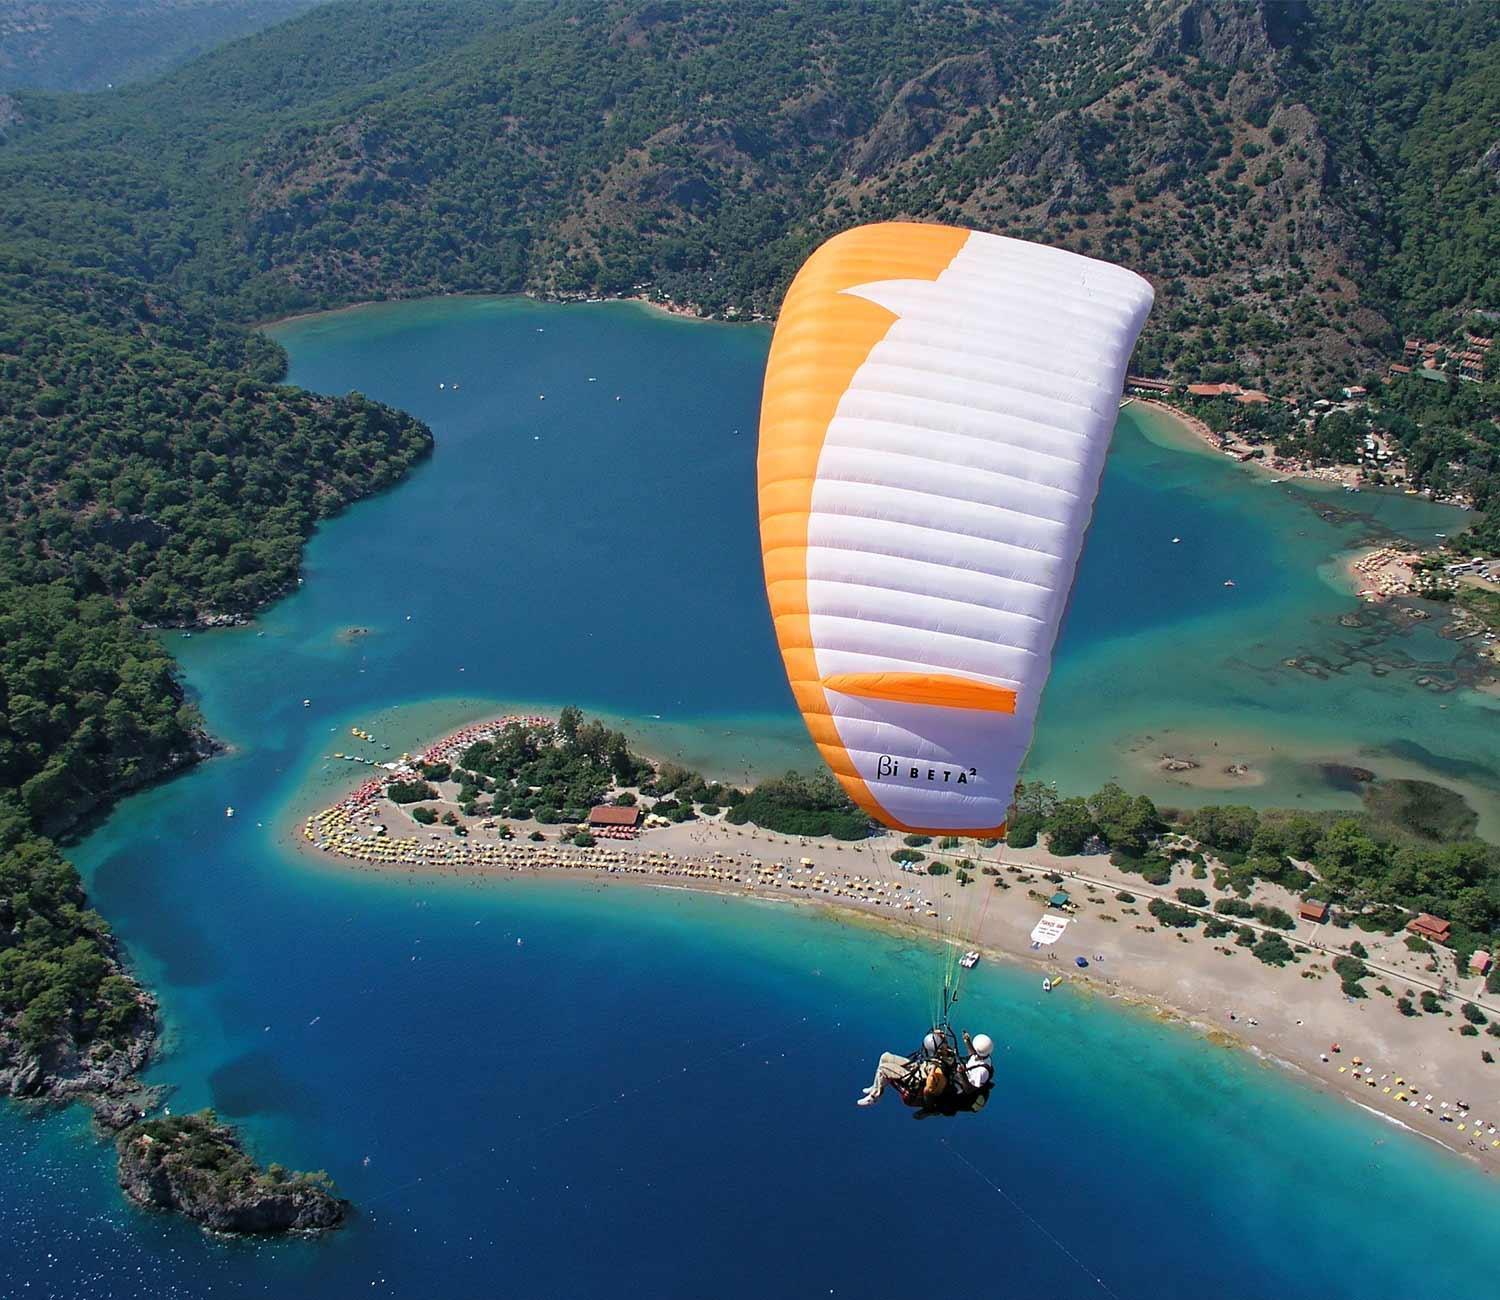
[856,1093,877,1106]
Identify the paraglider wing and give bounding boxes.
[757,222,1154,836]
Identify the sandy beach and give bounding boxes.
[1138,398,1365,489]
[1344,546,1423,602]
[293,715,1500,1171]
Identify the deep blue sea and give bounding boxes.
[5,297,1499,1299]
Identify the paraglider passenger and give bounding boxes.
[856,1031,945,1107]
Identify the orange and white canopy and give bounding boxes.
[757,222,1154,836]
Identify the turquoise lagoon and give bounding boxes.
[4,297,1500,1299]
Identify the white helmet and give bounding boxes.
[971,1033,993,1057]
[922,1032,942,1054]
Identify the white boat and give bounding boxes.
[960,950,981,969]
[225,806,235,818]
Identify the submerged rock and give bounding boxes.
[1158,755,1199,772]
[116,1111,347,1235]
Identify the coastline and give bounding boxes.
[1136,397,1362,489]
[290,713,1500,1174]
[252,288,737,334]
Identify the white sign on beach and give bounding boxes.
[1030,914,1070,946]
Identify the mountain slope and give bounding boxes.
[4,0,1493,391]
[0,0,326,93]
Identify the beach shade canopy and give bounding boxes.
[757,222,1154,836]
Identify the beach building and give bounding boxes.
[1300,899,1329,924]
[1408,913,1452,945]
[589,804,642,832]
[1126,375,1175,393]
[1049,890,1072,909]
[1471,951,1492,977]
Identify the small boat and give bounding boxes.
[1223,579,1236,588]
[302,699,312,708]
[959,950,981,970]
[225,806,235,818]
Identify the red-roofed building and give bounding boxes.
[1187,382,1241,398]
[1388,363,1411,375]
[1299,899,1329,923]
[1471,951,1492,976]
[589,804,641,829]
[1407,913,1452,945]
[1235,390,1270,405]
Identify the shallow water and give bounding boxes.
[6,296,1500,1299]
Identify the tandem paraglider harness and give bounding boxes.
[893,1024,992,1118]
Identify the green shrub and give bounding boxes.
[1176,887,1209,908]
[1148,899,1199,928]
[387,779,437,804]
[1251,934,1295,966]
[1420,990,1442,1013]
[411,806,437,825]
[1252,904,1295,931]
[1140,858,1172,886]
[903,834,932,848]
[892,848,925,865]
[1462,1002,1487,1025]
[1006,817,1040,849]
[1332,955,1368,984]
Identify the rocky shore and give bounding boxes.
[116,1112,348,1235]
[0,928,162,1129]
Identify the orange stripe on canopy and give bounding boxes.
[821,672,1019,714]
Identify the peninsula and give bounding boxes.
[300,712,1500,1169]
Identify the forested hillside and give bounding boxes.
[0,0,325,92]
[2,0,1494,388]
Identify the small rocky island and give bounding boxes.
[116,1111,347,1235]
